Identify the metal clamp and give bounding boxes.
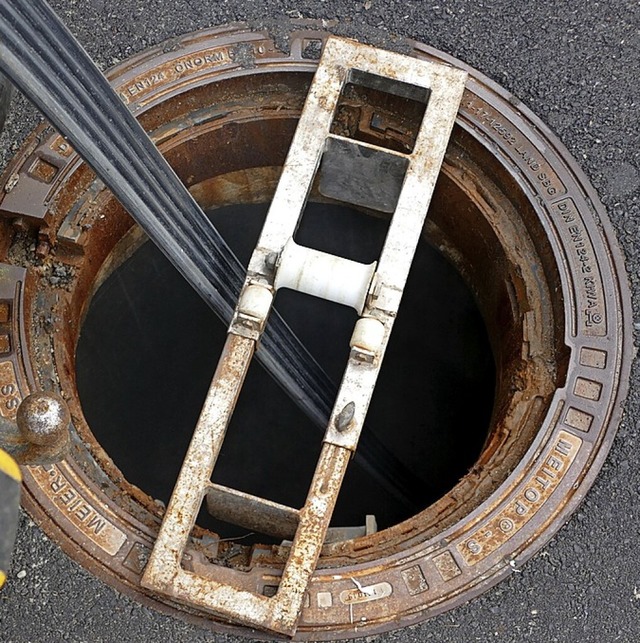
[141,36,467,637]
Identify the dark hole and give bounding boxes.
[76,202,495,543]
[294,195,387,263]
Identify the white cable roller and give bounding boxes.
[274,239,376,314]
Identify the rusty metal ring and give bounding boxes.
[0,25,631,640]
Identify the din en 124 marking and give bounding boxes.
[550,198,606,337]
[118,42,270,105]
[458,430,582,566]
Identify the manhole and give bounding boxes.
[0,25,631,640]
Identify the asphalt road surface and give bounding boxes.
[0,1,639,642]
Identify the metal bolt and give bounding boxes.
[16,391,71,447]
[334,401,355,432]
[12,217,28,232]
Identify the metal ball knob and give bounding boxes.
[16,392,71,447]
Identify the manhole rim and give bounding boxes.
[0,23,631,640]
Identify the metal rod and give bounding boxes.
[206,483,300,540]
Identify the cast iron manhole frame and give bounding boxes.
[0,24,632,640]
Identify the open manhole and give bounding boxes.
[0,25,631,639]
[75,200,496,540]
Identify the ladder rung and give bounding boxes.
[205,483,299,540]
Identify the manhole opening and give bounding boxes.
[60,68,567,559]
[76,200,496,540]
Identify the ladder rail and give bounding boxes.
[142,36,467,637]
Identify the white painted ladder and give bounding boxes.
[141,36,467,637]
